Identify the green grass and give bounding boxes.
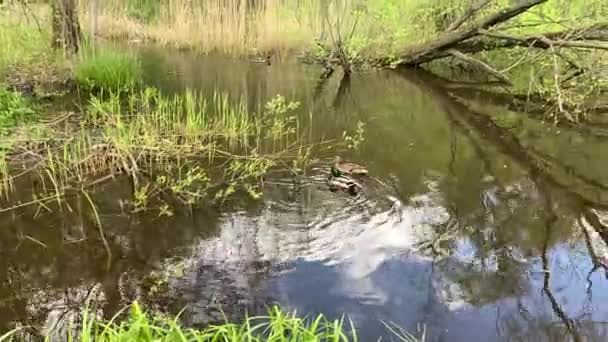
[81,303,357,342]
[1,302,421,341]
[0,87,36,133]
[75,47,143,92]
[0,86,312,214]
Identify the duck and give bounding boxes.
[331,156,368,176]
[328,174,361,195]
[250,53,271,66]
[327,157,366,195]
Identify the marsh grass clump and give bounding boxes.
[0,87,313,215]
[75,47,143,93]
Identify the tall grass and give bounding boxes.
[79,0,449,57]
[0,86,310,213]
[81,0,326,55]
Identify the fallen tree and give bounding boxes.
[322,0,608,123]
[322,0,607,89]
[382,0,608,67]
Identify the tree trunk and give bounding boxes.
[51,0,81,54]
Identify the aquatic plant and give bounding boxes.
[342,121,365,151]
[74,47,142,92]
[0,87,316,216]
[0,87,36,133]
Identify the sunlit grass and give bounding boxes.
[81,303,357,342]
[78,0,606,59]
[3,302,422,341]
[0,301,426,341]
[75,46,143,92]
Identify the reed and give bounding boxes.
[0,87,312,215]
[79,0,462,57]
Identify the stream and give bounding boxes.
[1,46,608,341]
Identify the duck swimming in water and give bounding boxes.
[250,53,271,66]
[327,157,367,195]
[327,174,361,195]
[332,156,368,176]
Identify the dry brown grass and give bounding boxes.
[80,0,338,56]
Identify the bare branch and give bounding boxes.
[447,49,512,85]
[459,23,608,53]
[548,43,575,121]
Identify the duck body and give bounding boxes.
[326,157,367,195]
[333,157,368,176]
[250,54,271,65]
[328,175,361,195]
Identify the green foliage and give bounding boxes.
[0,87,36,134]
[69,302,358,342]
[342,121,365,150]
[263,95,299,142]
[75,48,143,93]
[2,302,422,341]
[0,85,314,215]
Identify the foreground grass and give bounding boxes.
[2,302,421,341]
[82,304,357,342]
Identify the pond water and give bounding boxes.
[2,46,608,341]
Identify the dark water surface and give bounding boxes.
[2,46,608,341]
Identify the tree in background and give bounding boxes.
[51,0,81,54]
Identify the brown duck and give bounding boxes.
[331,156,368,177]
